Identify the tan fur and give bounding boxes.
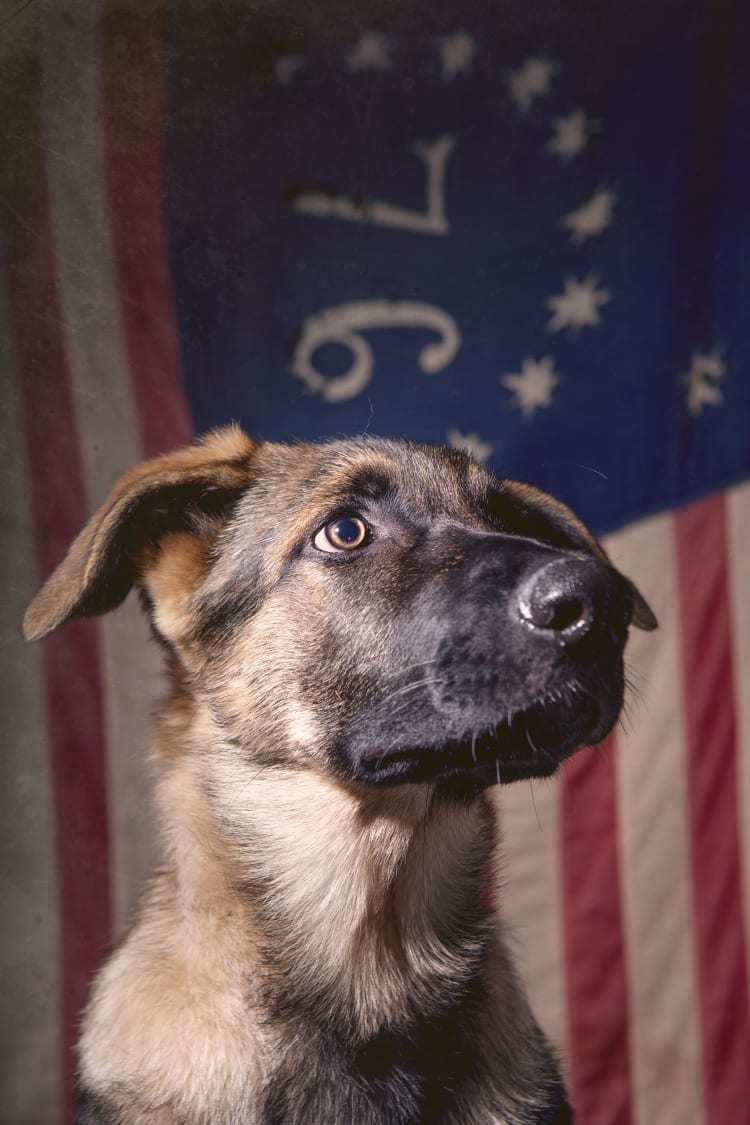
[80,720,271,1122]
[78,693,504,1121]
[140,533,211,646]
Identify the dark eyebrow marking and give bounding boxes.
[331,466,396,503]
[194,569,265,646]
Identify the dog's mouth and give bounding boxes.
[356,685,607,787]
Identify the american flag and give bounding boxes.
[2,1,749,1122]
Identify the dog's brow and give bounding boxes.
[330,466,395,503]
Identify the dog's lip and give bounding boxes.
[358,688,604,783]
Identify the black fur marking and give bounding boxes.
[262,984,568,1125]
[261,976,490,1125]
[194,579,264,645]
[76,1089,119,1125]
[331,465,397,504]
[539,1085,575,1123]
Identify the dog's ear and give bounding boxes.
[23,426,257,642]
[500,480,658,632]
[626,586,658,630]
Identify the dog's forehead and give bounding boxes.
[250,437,491,521]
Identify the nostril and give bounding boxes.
[521,589,592,637]
[544,596,588,633]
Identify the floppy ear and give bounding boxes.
[23,425,257,642]
[500,480,658,632]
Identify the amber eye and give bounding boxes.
[313,516,369,553]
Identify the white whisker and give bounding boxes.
[375,675,446,709]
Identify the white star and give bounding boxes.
[546,109,598,161]
[500,356,561,419]
[275,55,305,85]
[506,57,560,115]
[546,275,610,334]
[347,31,391,72]
[561,188,617,244]
[682,349,727,416]
[447,429,494,463]
[437,32,478,80]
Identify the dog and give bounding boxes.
[24,426,655,1124]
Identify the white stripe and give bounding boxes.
[495,776,568,1064]
[727,480,750,977]
[0,269,62,1124]
[40,0,160,933]
[606,518,703,1124]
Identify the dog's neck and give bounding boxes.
[157,693,499,1039]
[80,685,562,1123]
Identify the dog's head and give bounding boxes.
[25,426,655,790]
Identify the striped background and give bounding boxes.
[1,3,749,1123]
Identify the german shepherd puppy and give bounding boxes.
[24,426,655,1125]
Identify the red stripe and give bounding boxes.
[674,494,750,1125]
[100,2,191,457]
[1,37,112,1123]
[560,737,632,1124]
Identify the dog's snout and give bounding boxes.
[518,557,622,643]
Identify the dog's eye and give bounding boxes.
[313,516,369,553]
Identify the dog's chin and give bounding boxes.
[353,691,613,790]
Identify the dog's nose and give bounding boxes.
[517,556,623,643]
